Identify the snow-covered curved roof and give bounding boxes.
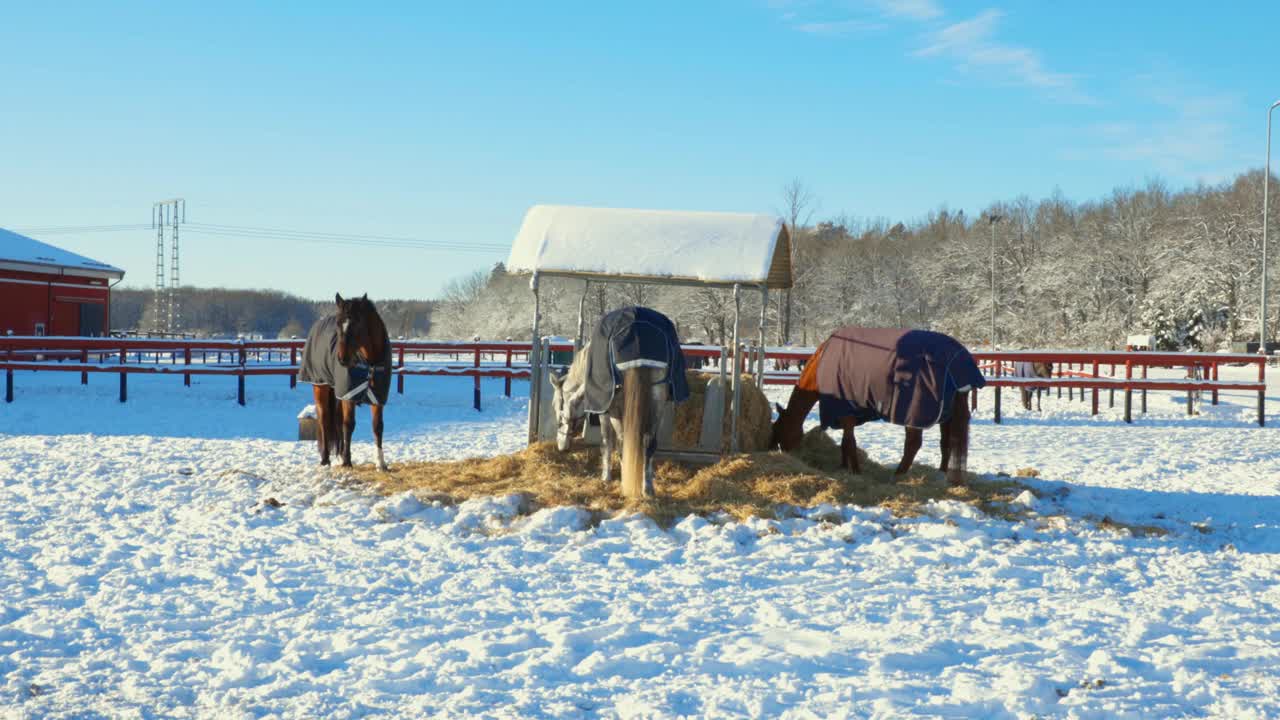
[507,205,792,288]
[0,228,125,279]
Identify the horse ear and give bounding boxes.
[361,293,368,302]
[335,293,344,307]
[774,402,785,418]
[549,371,563,388]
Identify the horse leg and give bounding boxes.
[840,418,861,473]
[643,423,658,498]
[1021,388,1032,411]
[341,400,357,467]
[371,403,387,471]
[314,384,331,466]
[939,418,952,474]
[894,427,923,477]
[601,412,617,483]
[644,396,672,496]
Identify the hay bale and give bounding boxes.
[672,372,772,452]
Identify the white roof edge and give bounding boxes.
[0,228,125,279]
[506,204,785,286]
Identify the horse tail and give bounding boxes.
[946,391,971,484]
[620,366,652,499]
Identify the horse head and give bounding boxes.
[334,292,385,368]
[770,401,805,451]
[548,364,587,452]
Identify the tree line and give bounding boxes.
[111,287,433,339]
[433,169,1280,351]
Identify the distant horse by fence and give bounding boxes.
[1013,361,1054,411]
[771,327,984,486]
[298,293,392,469]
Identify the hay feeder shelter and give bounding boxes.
[506,204,793,462]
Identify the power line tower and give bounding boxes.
[151,198,186,334]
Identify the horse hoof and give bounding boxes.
[377,462,389,472]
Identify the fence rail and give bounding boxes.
[0,336,1267,425]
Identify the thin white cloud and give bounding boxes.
[869,0,943,21]
[1076,80,1249,182]
[915,9,1091,103]
[793,19,887,35]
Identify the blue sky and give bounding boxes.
[1,1,1276,299]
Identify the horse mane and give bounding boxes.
[363,299,388,363]
[561,339,591,397]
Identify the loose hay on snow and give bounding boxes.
[351,428,1026,527]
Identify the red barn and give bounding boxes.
[0,228,125,337]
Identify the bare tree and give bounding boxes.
[779,178,817,344]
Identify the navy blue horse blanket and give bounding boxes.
[297,315,392,406]
[579,306,690,414]
[798,327,984,430]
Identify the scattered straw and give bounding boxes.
[349,427,1026,527]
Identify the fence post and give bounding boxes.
[1109,363,1115,408]
[397,345,405,395]
[290,346,298,389]
[1123,360,1132,423]
[81,348,88,385]
[5,369,12,403]
[473,347,482,411]
[119,346,127,404]
[1186,364,1194,416]
[1141,365,1148,414]
[1259,359,1266,427]
[184,347,192,387]
[1091,361,1099,415]
[238,345,246,406]
[1211,363,1219,405]
[993,362,1002,424]
[504,348,512,397]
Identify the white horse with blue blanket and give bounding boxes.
[549,307,688,498]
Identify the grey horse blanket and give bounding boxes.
[802,327,984,430]
[579,306,689,414]
[1011,361,1049,379]
[297,315,392,405]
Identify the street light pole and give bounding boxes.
[1262,100,1280,355]
[988,213,1002,349]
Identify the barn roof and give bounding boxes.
[506,205,792,289]
[0,228,125,280]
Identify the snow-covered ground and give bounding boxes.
[2,367,1280,718]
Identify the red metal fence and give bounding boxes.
[0,337,1268,426]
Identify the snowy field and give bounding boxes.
[3,367,1280,718]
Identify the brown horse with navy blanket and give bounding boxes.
[298,294,392,469]
[770,327,984,486]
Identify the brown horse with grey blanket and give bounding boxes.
[298,294,392,469]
